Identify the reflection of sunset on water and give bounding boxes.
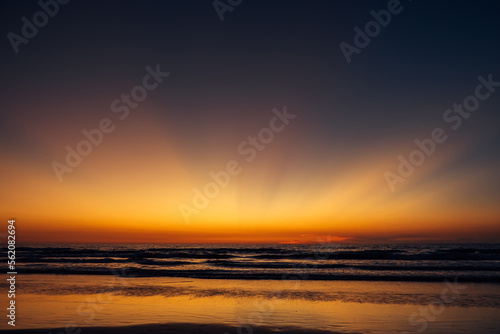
[6,275,500,333]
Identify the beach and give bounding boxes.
[1,273,499,334]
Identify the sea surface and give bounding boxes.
[11,243,500,282]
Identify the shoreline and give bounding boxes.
[7,271,500,283]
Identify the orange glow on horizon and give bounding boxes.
[1,108,499,244]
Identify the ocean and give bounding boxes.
[13,243,500,282]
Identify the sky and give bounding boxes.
[1,0,499,244]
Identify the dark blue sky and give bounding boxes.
[2,0,499,144]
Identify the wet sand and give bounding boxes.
[0,322,349,334]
